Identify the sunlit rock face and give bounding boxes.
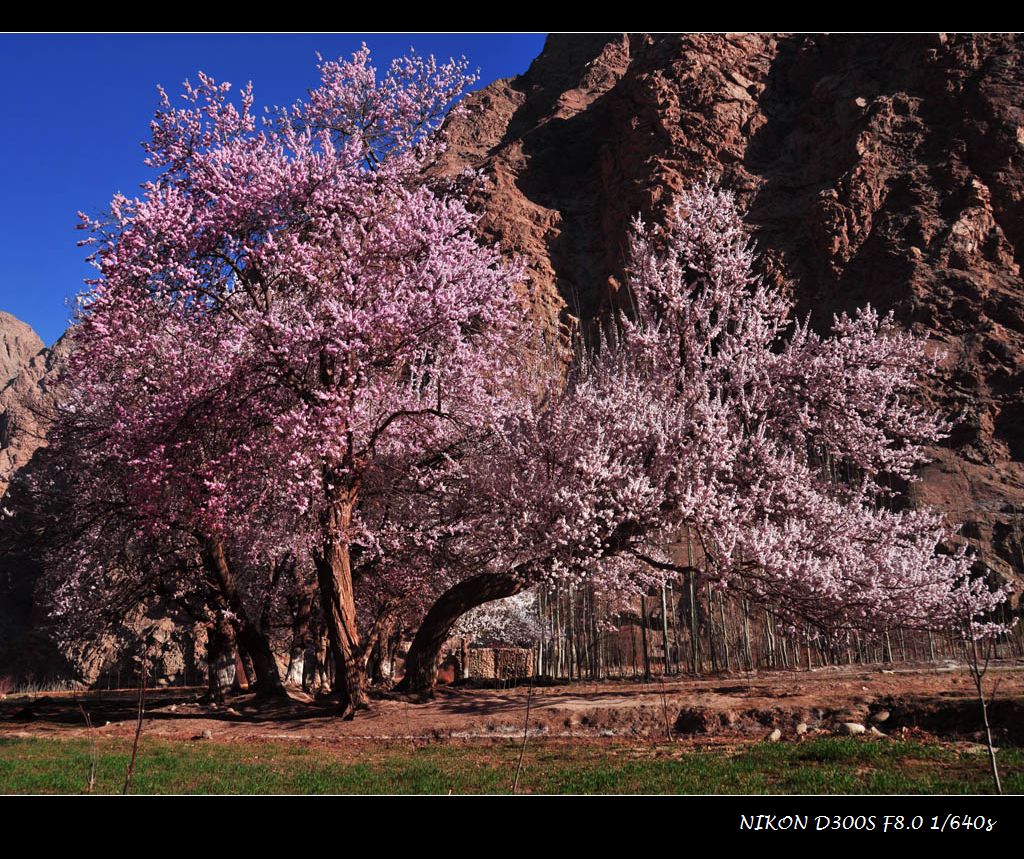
[0,311,43,388]
[0,328,67,497]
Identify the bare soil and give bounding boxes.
[2,661,1022,748]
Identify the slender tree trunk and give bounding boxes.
[719,591,730,671]
[202,538,286,700]
[640,594,651,681]
[706,584,718,672]
[589,589,598,679]
[660,584,671,676]
[537,589,545,678]
[686,529,699,674]
[396,571,524,693]
[568,585,578,682]
[764,610,776,668]
[969,637,1003,794]
[669,581,681,674]
[742,598,753,671]
[553,591,560,677]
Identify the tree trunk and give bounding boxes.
[205,611,236,704]
[312,506,368,717]
[314,628,331,692]
[686,531,699,674]
[640,594,651,681]
[660,584,671,676]
[202,538,287,700]
[742,598,753,671]
[396,571,524,693]
[233,650,252,692]
[285,574,315,687]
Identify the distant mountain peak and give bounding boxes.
[0,311,44,389]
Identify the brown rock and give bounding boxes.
[0,331,68,496]
[0,312,44,390]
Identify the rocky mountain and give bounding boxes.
[437,33,1024,597]
[0,331,68,497]
[0,310,47,493]
[0,311,43,390]
[0,315,67,685]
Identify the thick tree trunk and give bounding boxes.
[233,650,252,692]
[314,627,331,691]
[312,503,368,717]
[285,572,315,688]
[205,612,236,704]
[363,611,398,685]
[396,571,524,693]
[286,646,306,688]
[202,539,287,700]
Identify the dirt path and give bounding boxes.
[3,661,1022,746]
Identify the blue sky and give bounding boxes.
[0,33,547,345]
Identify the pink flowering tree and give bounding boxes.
[33,280,313,697]
[397,183,1011,691]
[72,48,531,715]
[59,42,1011,712]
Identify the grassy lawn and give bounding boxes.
[0,735,1018,794]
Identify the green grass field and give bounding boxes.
[0,736,1019,794]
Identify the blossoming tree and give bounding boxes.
[396,183,1010,691]
[57,43,1009,712]
[70,48,530,715]
[34,278,310,698]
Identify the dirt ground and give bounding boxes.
[2,660,1022,747]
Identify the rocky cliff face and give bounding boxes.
[0,316,67,684]
[0,311,43,387]
[438,33,1024,596]
[0,332,68,497]
[0,312,48,495]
